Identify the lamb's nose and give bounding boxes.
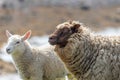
[6,48,10,53]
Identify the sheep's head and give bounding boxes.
[49,21,81,48]
[6,30,31,54]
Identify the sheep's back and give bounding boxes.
[33,46,68,80]
[55,33,120,80]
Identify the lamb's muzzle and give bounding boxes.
[6,48,11,53]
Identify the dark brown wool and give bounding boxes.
[50,21,120,80]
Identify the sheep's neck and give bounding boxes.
[59,41,68,48]
[56,32,99,79]
[12,44,33,79]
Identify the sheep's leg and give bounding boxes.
[67,74,76,80]
[65,75,69,80]
[29,76,43,80]
[55,75,69,80]
[37,72,44,80]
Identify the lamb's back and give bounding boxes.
[32,46,68,80]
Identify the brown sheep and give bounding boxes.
[49,21,120,80]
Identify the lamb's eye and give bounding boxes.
[16,41,20,44]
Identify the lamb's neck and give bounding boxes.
[15,48,32,61]
[11,42,33,79]
[12,42,33,61]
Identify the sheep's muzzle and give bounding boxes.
[49,34,58,45]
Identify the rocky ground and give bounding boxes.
[0,5,120,76]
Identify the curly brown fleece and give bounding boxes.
[52,21,120,80]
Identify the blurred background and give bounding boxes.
[0,0,120,80]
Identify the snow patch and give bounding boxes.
[0,74,21,80]
[97,27,120,36]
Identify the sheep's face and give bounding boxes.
[49,21,80,48]
[6,35,26,54]
[6,30,31,55]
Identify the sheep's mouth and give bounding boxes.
[7,51,13,55]
[6,48,13,54]
[48,38,57,45]
[7,52,12,54]
[58,42,68,48]
[48,38,68,48]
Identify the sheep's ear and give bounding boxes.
[22,30,31,41]
[71,23,81,33]
[6,30,12,38]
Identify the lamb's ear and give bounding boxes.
[21,30,31,41]
[71,23,81,33]
[6,30,12,38]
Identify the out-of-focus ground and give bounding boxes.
[0,0,120,80]
[0,5,120,46]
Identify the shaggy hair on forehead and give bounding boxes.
[49,21,120,80]
[56,21,80,28]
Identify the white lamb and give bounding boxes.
[5,30,69,80]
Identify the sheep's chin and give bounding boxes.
[11,49,24,55]
[57,42,68,48]
[7,52,12,54]
[7,50,14,54]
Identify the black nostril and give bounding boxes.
[6,48,10,52]
[49,37,54,40]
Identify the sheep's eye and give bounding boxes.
[64,29,69,33]
[59,31,64,36]
[16,41,20,44]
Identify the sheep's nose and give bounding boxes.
[49,35,56,40]
[49,36,55,40]
[48,35,57,45]
[6,48,10,53]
